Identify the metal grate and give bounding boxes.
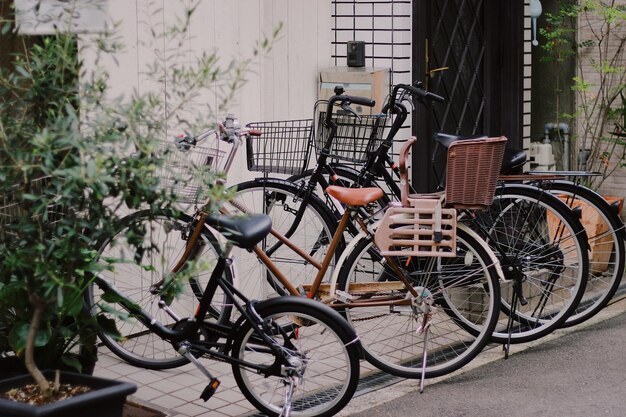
[428,0,486,135]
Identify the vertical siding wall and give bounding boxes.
[98,0,332,182]
[102,0,333,122]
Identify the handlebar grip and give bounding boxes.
[345,95,375,107]
[425,91,445,103]
[407,85,445,103]
[248,129,262,137]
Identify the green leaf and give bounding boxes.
[8,322,51,351]
[61,355,82,373]
[96,314,122,339]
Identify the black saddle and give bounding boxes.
[433,132,527,174]
[205,213,272,249]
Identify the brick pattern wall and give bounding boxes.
[523,0,532,155]
[330,0,413,177]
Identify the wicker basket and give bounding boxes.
[445,136,507,209]
[157,136,228,204]
[374,196,457,258]
[314,112,387,163]
[245,119,313,175]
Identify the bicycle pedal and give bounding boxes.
[200,378,221,402]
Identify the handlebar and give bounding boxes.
[324,86,375,126]
[389,82,445,109]
[174,115,261,151]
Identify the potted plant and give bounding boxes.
[0,0,269,414]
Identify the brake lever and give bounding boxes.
[397,90,415,111]
[340,101,362,121]
[175,130,196,151]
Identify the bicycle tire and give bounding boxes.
[224,179,340,301]
[89,209,233,369]
[335,227,500,379]
[538,181,625,327]
[471,184,589,344]
[231,296,360,417]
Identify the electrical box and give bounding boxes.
[318,67,390,115]
[529,142,556,171]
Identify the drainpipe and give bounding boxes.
[544,122,570,170]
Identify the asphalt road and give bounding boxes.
[343,297,626,417]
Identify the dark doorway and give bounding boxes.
[412,0,524,192]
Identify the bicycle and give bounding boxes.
[89,211,362,417]
[96,99,503,385]
[285,82,590,347]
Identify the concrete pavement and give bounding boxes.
[340,294,626,417]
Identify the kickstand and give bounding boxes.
[418,322,430,393]
[503,288,519,359]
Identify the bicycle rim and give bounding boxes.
[473,186,588,343]
[224,180,338,301]
[541,182,625,327]
[336,228,500,379]
[231,298,359,417]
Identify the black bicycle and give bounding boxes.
[88,212,361,417]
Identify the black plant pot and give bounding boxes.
[0,370,136,417]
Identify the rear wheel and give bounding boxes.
[472,185,589,344]
[539,181,625,327]
[231,297,360,417]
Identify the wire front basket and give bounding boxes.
[245,119,313,175]
[0,176,67,238]
[315,112,387,163]
[157,135,228,204]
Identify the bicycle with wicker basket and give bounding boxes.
[94,92,504,387]
[287,82,592,352]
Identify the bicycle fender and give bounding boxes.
[457,223,506,281]
[254,296,362,350]
[327,225,378,295]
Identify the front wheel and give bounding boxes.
[336,227,501,379]
[231,297,360,417]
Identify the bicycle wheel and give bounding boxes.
[472,184,589,344]
[336,227,500,379]
[89,209,233,369]
[539,181,625,327]
[224,179,339,301]
[231,296,360,417]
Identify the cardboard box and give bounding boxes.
[318,67,390,115]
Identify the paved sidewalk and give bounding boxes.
[94,293,626,417]
[342,294,626,417]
